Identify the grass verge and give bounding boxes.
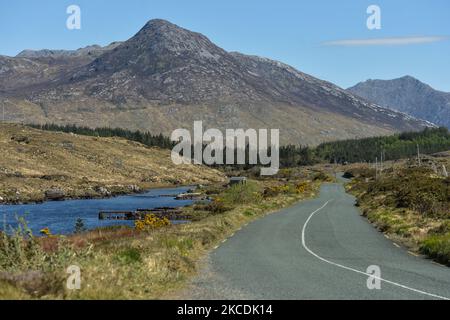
[346,165,450,266]
[1,176,322,299]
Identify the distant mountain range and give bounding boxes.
[348,76,450,129]
[0,19,433,145]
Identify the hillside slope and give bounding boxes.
[0,123,225,204]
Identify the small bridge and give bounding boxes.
[98,207,190,221]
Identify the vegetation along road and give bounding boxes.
[184,178,450,300]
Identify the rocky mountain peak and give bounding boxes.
[79,19,227,78]
[348,76,450,128]
[399,75,417,81]
[139,18,183,33]
[130,19,224,57]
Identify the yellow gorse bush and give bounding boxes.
[134,214,171,231]
[264,185,290,196]
[39,227,59,238]
[296,182,309,194]
[40,227,52,236]
[263,181,310,197]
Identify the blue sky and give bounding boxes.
[1,0,449,91]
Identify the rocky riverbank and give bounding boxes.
[0,123,226,204]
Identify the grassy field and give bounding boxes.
[345,152,450,265]
[0,171,325,299]
[0,123,225,204]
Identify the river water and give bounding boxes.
[0,186,193,235]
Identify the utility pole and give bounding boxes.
[417,143,421,167]
[380,151,383,175]
[375,157,378,180]
[334,157,337,180]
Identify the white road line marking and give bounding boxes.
[393,243,400,248]
[301,200,449,300]
[222,239,227,244]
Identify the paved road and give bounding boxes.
[185,181,450,300]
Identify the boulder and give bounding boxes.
[45,188,65,200]
[128,184,141,193]
[95,186,111,196]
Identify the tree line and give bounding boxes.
[28,124,450,167]
[28,123,174,149]
[272,127,450,166]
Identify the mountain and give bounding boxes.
[0,19,433,145]
[348,76,450,129]
[16,42,122,59]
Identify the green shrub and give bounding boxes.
[74,218,87,234]
[312,172,332,182]
[360,167,449,218]
[0,217,46,271]
[203,200,230,214]
[342,171,354,179]
[263,185,290,198]
[420,234,450,266]
[115,248,142,265]
[161,237,194,254]
[0,216,92,297]
[346,167,375,179]
[1,217,86,273]
[221,181,262,206]
[243,210,255,217]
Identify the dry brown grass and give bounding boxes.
[0,123,225,203]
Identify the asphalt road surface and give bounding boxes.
[185,180,450,300]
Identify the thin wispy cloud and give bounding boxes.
[323,36,448,46]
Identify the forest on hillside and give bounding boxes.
[315,127,450,163]
[29,123,174,149]
[279,127,450,166]
[29,124,450,168]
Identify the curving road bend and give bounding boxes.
[185,181,450,300]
